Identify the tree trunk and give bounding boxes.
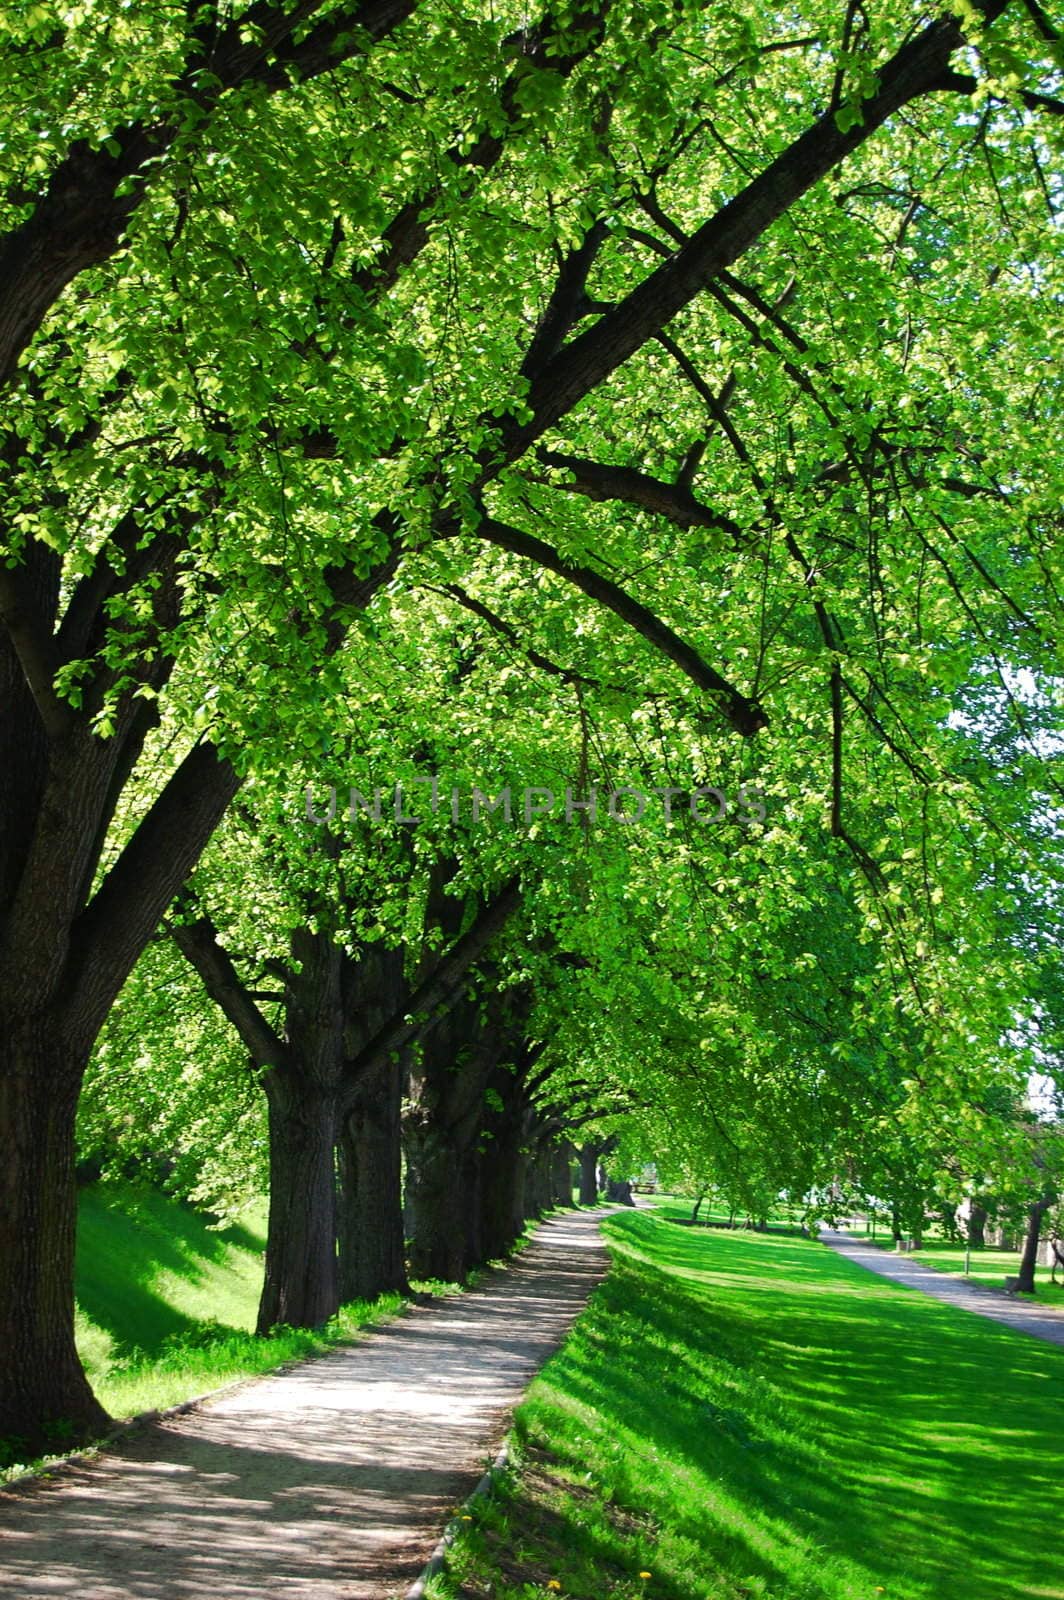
[551,1141,574,1207]
[578,1144,600,1205]
[405,1121,474,1282]
[0,1021,110,1453]
[524,1149,554,1218]
[1015,1196,1052,1295]
[257,1069,339,1334]
[479,1124,525,1260]
[967,1203,987,1248]
[336,1056,408,1303]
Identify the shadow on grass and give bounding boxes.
[75,1185,255,1359]
[463,1210,1064,1600]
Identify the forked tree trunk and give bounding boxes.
[337,1057,408,1303]
[0,1021,110,1449]
[257,1069,339,1334]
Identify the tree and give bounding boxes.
[3,0,1063,1453]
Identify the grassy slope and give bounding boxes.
[438,1205,1064,1600]
[70,1182,407,1429]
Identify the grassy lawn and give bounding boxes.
[842,1223,1064,1306]
[434,1203,1064,1600]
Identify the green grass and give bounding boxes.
[434,1203,1064,1600]
[843,1222,1064,1305]
[3,1180,547,1480]
[73,1183,410,1420]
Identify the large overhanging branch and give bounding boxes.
[470,515,768,736]
[351,4,611,302]
[488,0,1011,466]
[536,449,745,544]
[168,892,287,1071]
[0,0,420,387]
[64,741,242,1040]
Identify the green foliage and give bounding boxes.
[6,0,1064,1345]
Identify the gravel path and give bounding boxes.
[821,1228,1064,1346]
[0,1209,611,1600]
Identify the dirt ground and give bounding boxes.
[0,1210,612,1600]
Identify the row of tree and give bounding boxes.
[2,0,1063,1456]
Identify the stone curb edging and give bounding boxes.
[405,1441,511,1600]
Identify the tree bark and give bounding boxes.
[1015,1196,1053,1295]
[0,1020,110,1451]
[578,1143,601,1205]
[257,1068,339,1334]
[967,1203,987,1249]
[405,1119,476,1282]
[337,1056,409,1302]
[551,1141,575,1207]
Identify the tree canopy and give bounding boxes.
[1,0,1063,1451]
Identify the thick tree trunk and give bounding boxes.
[578,1144,600,1205]
[336,1058,408,1303]
[510,1145,530,1240]
[1015,1196,1052,1295]
[0,1021,111,1453]
[257,1070,339,1334]
[967,1203,987,1248]
[525,1149,554,1218]
[403,985,518,1281]
[405,1122,475,1282]
[479,1126,525,1260]
[551,1141,575,1207]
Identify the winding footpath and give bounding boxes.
[821,1228,1064,1346]
[0,1210,610,1600]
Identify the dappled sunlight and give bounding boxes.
[0,1212,611,1599]
[483,1210,1064,1600]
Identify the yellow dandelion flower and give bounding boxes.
[639,1574,652,1581]
[547,1582,562,1591]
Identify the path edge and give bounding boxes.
[405,1442,511,1600]
[1,1205,579,1495]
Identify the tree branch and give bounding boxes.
[168,892,287,1070]
[0,566,70,739]
[343,875,523,1092]
[65,741,241,1042]
[470,515,767,736]
[488,1,1010,465]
